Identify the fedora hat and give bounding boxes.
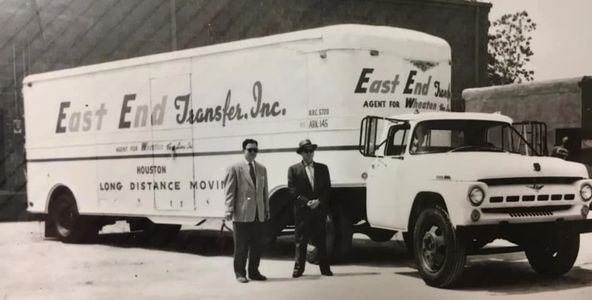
[296,139,318,154]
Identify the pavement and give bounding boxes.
[2,221,592,300]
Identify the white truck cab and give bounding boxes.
[360,111,592,287]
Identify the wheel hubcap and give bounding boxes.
[421,225,445,272]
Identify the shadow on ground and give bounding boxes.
[396,251,592,294]
[83,228,592,294]
[93,229,411,267]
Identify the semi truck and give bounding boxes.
[24,24,592,288]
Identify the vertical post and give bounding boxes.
[12,43,18,115]
[30,0,44,40]
[474,5,481,86]
[170,0,177,51]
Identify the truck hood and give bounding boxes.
[407,152,589,181]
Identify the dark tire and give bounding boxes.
[49,192,99,243]
[331,202,353,262]
[266,202,292,247]
[367,228,395,242]
[413,206,466,288]
[525,233,579,277]
[307,204,353,264]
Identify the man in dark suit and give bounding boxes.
[224,138,270,283]
[288,139,333,277]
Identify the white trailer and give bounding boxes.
[23,24,451,251]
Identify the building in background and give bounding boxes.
[0,0,491,219]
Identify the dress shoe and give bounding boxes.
[321,269,333,276]
[236,276,249,283]
[292,271,303,278]
[249,273,267,281]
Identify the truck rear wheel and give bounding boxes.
[49,192,98,243]
[413,206,466,288]
[525,233,579,277]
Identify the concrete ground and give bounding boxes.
[2,221,592,300]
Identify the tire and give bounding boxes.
[266,202,292,247]
[367,228,395,242]
[307,204,353,264]
[331,202,353,262]
[49,192,98,243]
[525,232,579,278]
[413,206,466,288]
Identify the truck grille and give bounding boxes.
[479,177,582,186]
[481,205,571,217]
[489,194,575,203]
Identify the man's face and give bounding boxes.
[300,147,314,164]
[244,142,258,162]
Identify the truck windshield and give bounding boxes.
[409,120,538,155]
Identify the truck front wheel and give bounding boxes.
[413,206,466,288]
[524,233,579,277]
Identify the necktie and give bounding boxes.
[306,163,314,190]
[249,162,256,186]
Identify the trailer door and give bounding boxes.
[150,73,195,212]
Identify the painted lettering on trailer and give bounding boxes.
[54,81,287,133]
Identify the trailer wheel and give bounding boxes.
[307,204,353,264]
[413,206,466,288]
[525,233,579,277]
[266,202,292,247]
[49,192,93,243]
[333,202,353,262]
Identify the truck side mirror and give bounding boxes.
[359,116,380,157]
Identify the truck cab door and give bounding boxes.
[360,117,408,230]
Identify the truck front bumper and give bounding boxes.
[457,218,592,238]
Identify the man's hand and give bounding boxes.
[307,199,320,210]
[224,212,233,221]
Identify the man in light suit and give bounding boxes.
[288,139,333,277]
[224,138,269,283]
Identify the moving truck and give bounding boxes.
[23,24,451,256]
[29,24,592,288]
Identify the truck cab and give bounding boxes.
[360,111,592,287]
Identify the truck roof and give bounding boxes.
[392,112,513,123]
[23,24,450,84]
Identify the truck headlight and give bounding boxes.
[469,187,485,206]
[580,184,592,202]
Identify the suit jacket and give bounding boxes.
[288,161,331,215]
[224,160,269,222]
